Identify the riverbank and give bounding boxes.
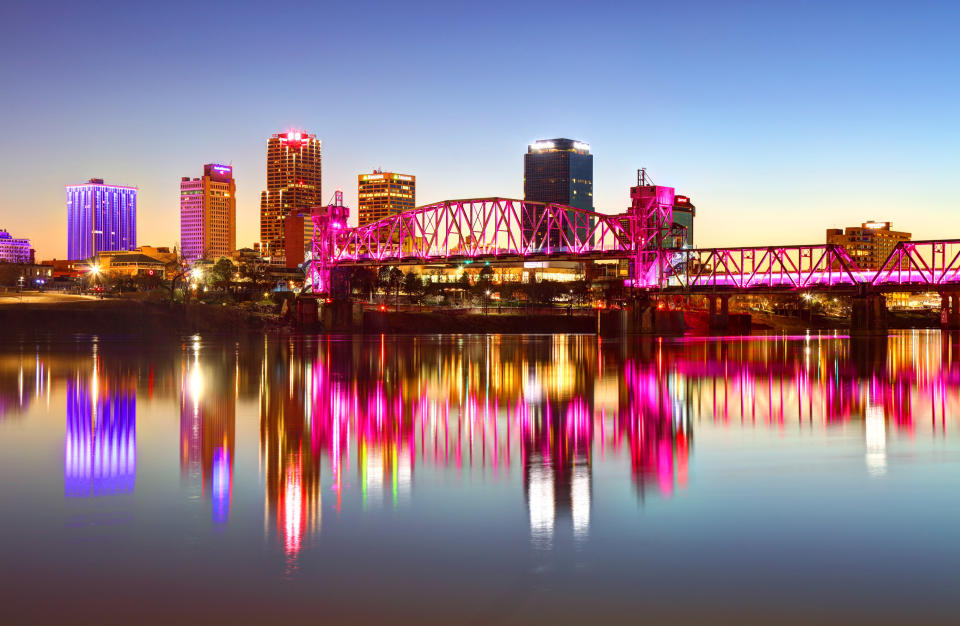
[0,296,274,338]
[1,293,942,337]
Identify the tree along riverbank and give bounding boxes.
[0,295,941,338]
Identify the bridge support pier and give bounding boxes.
[708,295,731,333]
[939,291,960,330]
[597,297,685,337]
[295,297,319,328]
[320,299,363,332]
[850,293,887,337]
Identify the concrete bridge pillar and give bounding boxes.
[295,297,319,328]
[850,292,887,336]
[597,297,684,337]
[940,292,960,330]
[708,294,731,332]
[320,299,364,332]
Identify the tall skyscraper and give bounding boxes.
[523,139,593,248]
[259,131,321,267]
[357,171,415,227]
[180,164,237,263]
[66,179,137,261]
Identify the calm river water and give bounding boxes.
[1,332,959,624]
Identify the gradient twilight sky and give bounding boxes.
[0,0,957,259]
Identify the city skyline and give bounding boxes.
[1,1,956,260]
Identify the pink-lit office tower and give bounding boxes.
[180,164,237,263]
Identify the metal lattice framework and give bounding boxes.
[322,198,632,264]
[309,196,960,294]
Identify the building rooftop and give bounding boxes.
[528,138,591,154]
[66,179,138,190]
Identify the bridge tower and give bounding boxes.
[307,190,349,295]
[628,171,675,288]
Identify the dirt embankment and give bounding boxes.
[0,299,273,338]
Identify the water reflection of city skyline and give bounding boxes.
[2,331,958,553]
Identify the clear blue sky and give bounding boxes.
[1,0,957,258]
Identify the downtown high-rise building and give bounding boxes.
[180,164,237,263]
[0,229,32,263]
[522,139,593,249]
[357,171,415,227]
[259,131,321,267]
[66,178,137,261]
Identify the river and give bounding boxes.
[1,331,958,624]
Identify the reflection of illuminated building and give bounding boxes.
[619,361,691,499]
[522,399,593,544]
[865,395,887,477]
[260,342,321,562]
[65,376,136,498]
[0,353,50,420]
[179,349,236,523]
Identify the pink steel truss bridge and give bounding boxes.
[308,189,960,294]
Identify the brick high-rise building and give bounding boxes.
[180,164,236,263]
[259,131,321,267]
[66,178,137,261]
[357,171,415,227]
[826,221,911,270]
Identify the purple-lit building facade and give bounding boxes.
[65,378,136,497]
[0,229,32,263]
[66,178,137,261]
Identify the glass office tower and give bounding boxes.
[66,179,137,261]
[522,139,593,249]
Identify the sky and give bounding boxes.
[0,0,957,259]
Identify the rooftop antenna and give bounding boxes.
[637,168,653,186]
